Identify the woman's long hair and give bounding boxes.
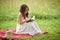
[20,4,29,19]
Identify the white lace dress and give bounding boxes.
[16,21,42,35]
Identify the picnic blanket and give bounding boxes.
[0,29,31,39]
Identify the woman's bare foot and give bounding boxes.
[30,30,48,37]
[41,30,48,34]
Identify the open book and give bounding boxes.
[26,16,35,23]
[32,16,35,20]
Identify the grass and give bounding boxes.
[0,0,60,40]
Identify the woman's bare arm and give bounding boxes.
[18,12,26,25]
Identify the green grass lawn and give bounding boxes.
[0,0,60,40]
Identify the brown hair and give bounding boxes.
[20,4,29,19]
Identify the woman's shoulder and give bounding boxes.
[18,12,21,15]
[18,12,23,18]
[18,12,22,16]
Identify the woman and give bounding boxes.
[16,4,47,36]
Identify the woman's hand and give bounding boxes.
[25,17,31,21]
[25,17,34,23]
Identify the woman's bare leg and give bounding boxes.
[31,30,48,37]
[30,33,40,37]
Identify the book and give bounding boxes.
[26,16,35,23]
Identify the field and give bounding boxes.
[0,0,60,40]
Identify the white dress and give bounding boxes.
[16,21,42,35]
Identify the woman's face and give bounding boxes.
[25,8,29,14]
